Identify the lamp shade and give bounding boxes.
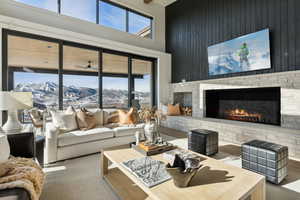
[0,92,33,111]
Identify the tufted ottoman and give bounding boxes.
[242,140,288,184]
[188,129,219,156]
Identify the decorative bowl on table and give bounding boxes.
[166,154,202,188]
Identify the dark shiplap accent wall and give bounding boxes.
[166,0,300,83]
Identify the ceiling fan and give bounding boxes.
[75,60,98,70]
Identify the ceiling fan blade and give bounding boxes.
[22,67,35,73]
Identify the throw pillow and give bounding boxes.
[50,109,78,133]
[65,106,76,114]
[76,108,97,130]
[167,104,181,116]
[28,108,43,127]
[86,108,103,126]
[104,110,119,124]
[118,108,136,125]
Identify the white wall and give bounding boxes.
[0,14,171,125]
[0,0,166,51]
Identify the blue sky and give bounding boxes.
[16,0,150,33]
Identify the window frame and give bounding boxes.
[2,29,156,116]
[14,0,153,38]
[98,0,153,38]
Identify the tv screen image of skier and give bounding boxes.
[207,29,271,76]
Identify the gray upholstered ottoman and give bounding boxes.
[242,140,288,184]
[188,129,218,156]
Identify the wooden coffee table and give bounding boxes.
[101,147,265,200]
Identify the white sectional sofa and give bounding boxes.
[44,109,145,164]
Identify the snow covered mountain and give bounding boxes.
[14,82,150,109]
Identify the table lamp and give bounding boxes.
[0,92,33,132]
[0,134,10,164]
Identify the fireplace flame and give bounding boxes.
[227,109,262,122]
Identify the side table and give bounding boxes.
[4,130,45,167]
[35,135,45,167]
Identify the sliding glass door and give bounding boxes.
[132,59,152,109]
[4,30,156,113]
[63,45,99,109]
[102,53,128,108]
[7,35,60,110]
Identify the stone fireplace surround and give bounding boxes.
[161,71,300,159]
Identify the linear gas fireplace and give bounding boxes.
[205,87,281,125]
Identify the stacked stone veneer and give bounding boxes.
[162,71,300,159]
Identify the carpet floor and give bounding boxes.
[40,134,300,200]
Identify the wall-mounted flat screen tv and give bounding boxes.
[208,29,271,76]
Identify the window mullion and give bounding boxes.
[58,0,61,14]
[98,49,103,108]
[96,0,99,24]
[58,41,63,110]
[128,56,132,108]
[126,9,129,33]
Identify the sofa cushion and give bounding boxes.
[58,127,114,147]
[86,108,104,126]
[50,107,78,133]
[103,110,119,124]
[76,108,97,130]
[113,124,144,137]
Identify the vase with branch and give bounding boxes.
[138,107,166,145]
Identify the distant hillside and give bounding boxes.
[15,82,150,109]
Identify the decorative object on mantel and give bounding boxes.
[181,106,192,116]
[122,156,171,188]
[165,154,202,188]
[0,92,33,132]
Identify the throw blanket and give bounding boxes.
[0,157,45,200]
